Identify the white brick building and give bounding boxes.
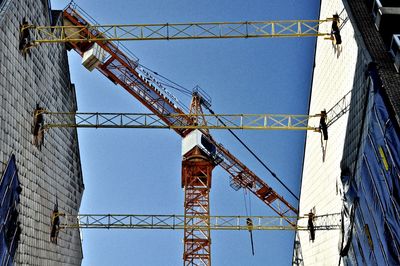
[296,0,400,265]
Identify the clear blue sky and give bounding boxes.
[51,1,320,265]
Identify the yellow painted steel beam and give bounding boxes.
[38,111,321,131]
[60,213,340,231]
[24,19,333,44]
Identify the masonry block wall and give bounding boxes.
[297,0,400,264]
[0,0,84,264]
[296,0,373,264]
[345,0,400,124]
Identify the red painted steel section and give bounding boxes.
[182,147,213,266]
[63,5,192,137]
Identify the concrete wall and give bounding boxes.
[297,0,372,265]
[0,0,84,264]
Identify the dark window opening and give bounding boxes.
[0,155,22,263]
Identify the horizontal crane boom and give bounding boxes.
[38,111,321,131]
[24,19,333,45]
[59,213,340,231]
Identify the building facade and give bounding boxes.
[296,0,400,265]
[0,0,84,264]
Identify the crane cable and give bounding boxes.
[138,64,299,201]
[243,189,255,256]
[206,107,299,201]
[138,64,193,96]
[243,189,252,217]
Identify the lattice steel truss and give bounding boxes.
[326,90,352,127]
[24,18,333,45]
[37,111,321,131]
[59,213,340,231]
[181,147,215,266]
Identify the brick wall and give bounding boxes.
[298,0,400,265]
[0,0,84,264]
[345,0,400,128]
[296,0,372,265]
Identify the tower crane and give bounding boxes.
[23,3,345,265]
[35,87,350,262]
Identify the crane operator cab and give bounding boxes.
[182,130,221,165]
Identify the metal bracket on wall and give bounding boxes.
[32,106,45,150]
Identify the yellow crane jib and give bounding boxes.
[33,110,323,131]
[20,18,335,48]
[55,213,341,231]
